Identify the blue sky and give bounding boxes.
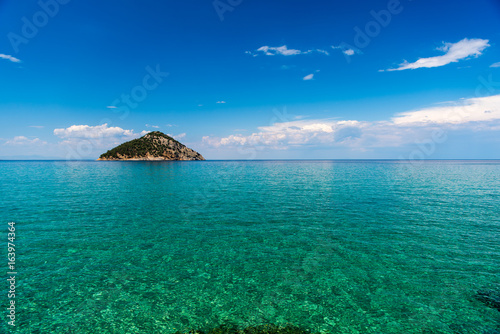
[1,0,500,159]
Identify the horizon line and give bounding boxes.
[2,159,500,162]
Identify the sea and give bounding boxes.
[0,160,499,333]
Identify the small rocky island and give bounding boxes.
[98,131,205,161]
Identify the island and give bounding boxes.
[97,131,205,161]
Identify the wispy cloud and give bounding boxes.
[331,45,359,56]
[146,124,160,128]
[29,125,44,129]
[248,45,329,57]
[0,54,21,63]
[203,95,500,150]
[491,62,500,68]
[5,136,46,145]
[216,101,226,104]
[392,95,500,125]
[168,133,186,140]
[383,38,490,71]
[303,74,314,81]
[315,49,330,56]
[106,106,117,109]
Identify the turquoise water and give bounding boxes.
[1,160,500,333]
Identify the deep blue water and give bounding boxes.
[1,160,499,333]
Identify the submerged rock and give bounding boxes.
[174,324,316,334]
[482,329,500,334]
[475,290,500,311]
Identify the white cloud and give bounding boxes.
[29,125,44,128]
[256,45,302,56]
[168,133,186,140]
[53,124,139,139]
[53,124,150,159]
[203,94,500,150]
[332,45,359,56]
[216,101,226,104]
[203,119,371,149]
[5,136,46,145]
[146,124,160,128]
[491,62,500,68]
[384,38,490,71]
[392,95,500,125]
[303,74,314,81]
[249,45,329,57]
[106,106,117,109]
[0,54,21,63]
[315,49,330,56]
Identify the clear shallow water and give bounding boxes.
[1,160,499,333]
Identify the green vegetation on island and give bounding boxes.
[98,131,205,161]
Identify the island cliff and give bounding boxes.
[97,131,205,161]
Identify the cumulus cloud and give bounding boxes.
[384,38,490,71]
[53,124,140,139]
[203,94,500,150]
[491,62,500,68]
[5,136,46,145]
[249,45,329,56]
[53,124,149,159]
[203,119,384,149]
[0,54,21,63]
[53,123,150,145]
[303,74,314,81]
